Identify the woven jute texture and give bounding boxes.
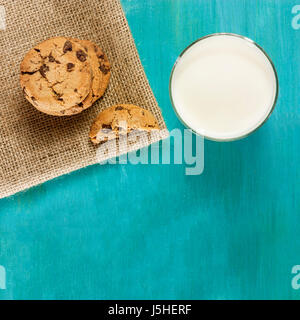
[0,0,168,199]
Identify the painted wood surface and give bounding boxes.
[1,0,300,299]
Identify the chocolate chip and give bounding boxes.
[115,106,124,111]
[98,54,104,59]
[67,63,75,72]
[76,50,87,62]
[34,48,41,52]
[63,40,73,53]
[48,54,55,62]
[74,88,78,92]
[78,102,83,107]
[102,124,112,130]
[101,124,112,133]
[39,64,49,78]
[21,70,37,75]
[48,54,61,64]
[99,63,110,75]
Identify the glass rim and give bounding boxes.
[169,33,279,142]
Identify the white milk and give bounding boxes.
[170,34,278,140]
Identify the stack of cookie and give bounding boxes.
[20,36,160,144]
[20,37,111,116]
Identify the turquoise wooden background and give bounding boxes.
[1,0,300,300]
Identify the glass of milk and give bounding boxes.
[169,33,279,141]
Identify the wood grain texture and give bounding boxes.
[1,0,300,300]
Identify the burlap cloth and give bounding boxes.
[0,0,168,199]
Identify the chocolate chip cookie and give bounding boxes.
[70,39,111,112]
[20,37,92,116]
[89,104,160,144]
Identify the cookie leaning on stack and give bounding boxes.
[20,37,111,116]
[89,104,160,144]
